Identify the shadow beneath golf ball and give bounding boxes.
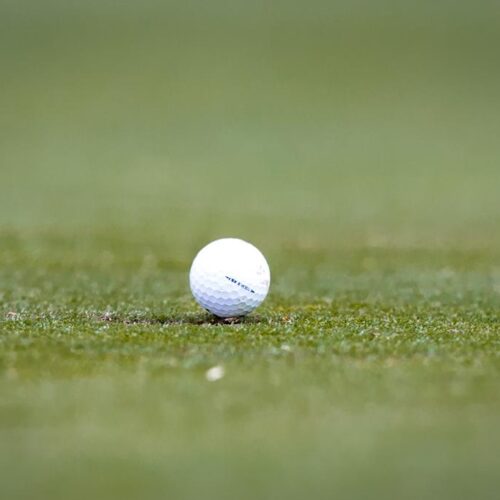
[156,313,265,326]
[168,313,263,325]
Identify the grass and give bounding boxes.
[1,1,500,499]
[2,241,499,499]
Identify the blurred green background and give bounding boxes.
[1,1,500,500]
[1,0,499,251]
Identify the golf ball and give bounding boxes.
[189,238,271,318]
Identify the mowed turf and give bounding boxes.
[1,2,500,499]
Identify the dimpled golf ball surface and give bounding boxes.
[190,238,271,318]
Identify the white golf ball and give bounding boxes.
[189,238,271,318]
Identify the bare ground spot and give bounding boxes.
[99,311,265,326]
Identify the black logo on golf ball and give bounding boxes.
[225,276,255,294]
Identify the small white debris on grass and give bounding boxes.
[6,312,18,320]
[205,365,225,382]
[280,344,292,352]
[101,311,113,321]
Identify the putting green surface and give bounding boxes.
[1,2,500,499]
